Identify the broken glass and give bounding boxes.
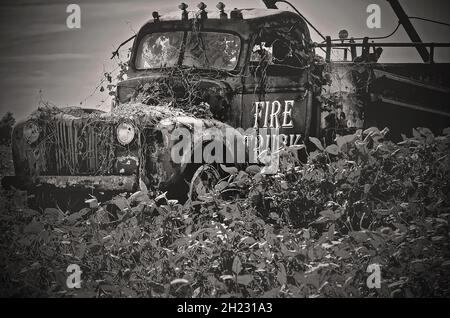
[135,31,240,71]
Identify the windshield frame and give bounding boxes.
[133,29,243,72]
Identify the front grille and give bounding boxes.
[45,116,114,175]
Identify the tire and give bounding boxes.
[187,164,221,202]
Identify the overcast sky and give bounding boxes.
[1,0,449,120]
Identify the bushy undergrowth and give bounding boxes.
[0,127,449,298]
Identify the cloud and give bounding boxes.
[20,23,69,37]
[0,53,90,63]
[0,0,146,6]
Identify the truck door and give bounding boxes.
[241,23,315,147]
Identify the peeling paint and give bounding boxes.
[323,63,366,130]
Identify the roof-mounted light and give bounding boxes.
[230,8,243,20]
[179,3,189,21]
[339,30,349,41]
[152,11,161,23]
[217,2,227,19]
[197,2,208,20]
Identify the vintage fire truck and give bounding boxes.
[4,1,450,207]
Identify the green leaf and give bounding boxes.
[417,127,434,144]
[349,231,369,243]
[232,256,242,275]
[220,275,234,281]
[170,278,189,285]
[261,287,281,298]
[363,127,380,135]
[44,208,65,223]
[66,208,90,224]
[334,247,351,259]
[220,164,238,175]
[303,229,311,239]
[294,272,306,285]
[24,218,44,234]
[111,196,129,211]
[336,134,357,151]
[139,178,149,194]
[319,209,342,221]
[327,224,335,241]
[277,263,287,285]
[393,223,407,233]
[245,165,261,175]
[215,181,229,192]
[412,128,422,140]
[237,275,253,286]
[85,197,99,209]
[240,236,256,245]
[269,212,280,220]
[325,144,339,155]
[289,144,306,151]
[309,137,324,151]
[280,243,298,257]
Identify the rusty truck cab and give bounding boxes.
[4,5,319,207]
[117,6,317,144]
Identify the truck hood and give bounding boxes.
[25,103,232,131]
[116,74,233,121]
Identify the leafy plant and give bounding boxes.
[0,112,15,146]
[0,126,449,298]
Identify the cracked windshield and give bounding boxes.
[135,31,240,71]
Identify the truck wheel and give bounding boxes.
[188,164,221,202]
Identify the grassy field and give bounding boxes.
[0,128,449,298]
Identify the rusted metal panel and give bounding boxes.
[373,69,450,93]
[321,63,365,131]
[369,64,450,125]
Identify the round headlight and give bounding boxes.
[23,122,40,144]
[117,122,135,145]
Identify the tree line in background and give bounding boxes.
[0,112,16,146]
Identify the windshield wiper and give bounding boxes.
[111,35,137,59]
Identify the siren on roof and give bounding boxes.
[217,2,227,19]
[197,2,208,20]
[152,11,161,23]
[339,30,349,41]
[230,8,243,20]
[179,3,188,21]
